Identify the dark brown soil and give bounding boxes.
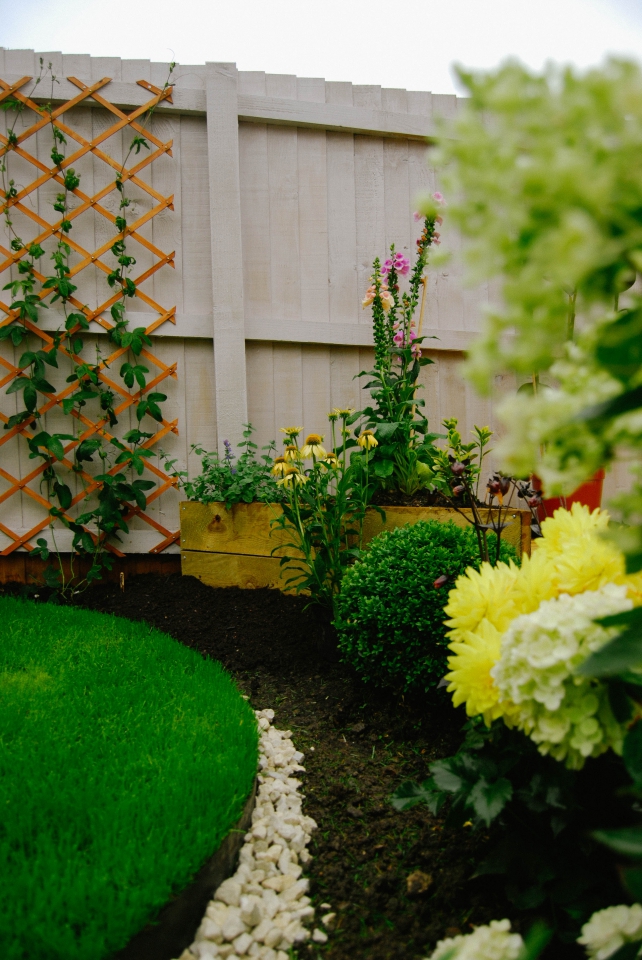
[370,488,455,508]
[63,572,519,960]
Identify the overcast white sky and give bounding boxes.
[4,0,642,95]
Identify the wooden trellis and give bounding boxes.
[0,74,179,557]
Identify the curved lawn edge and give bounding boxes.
[0,597,259,960]
[113,781,257,960]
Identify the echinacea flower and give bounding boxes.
[334,407,355,418]
[277,466,308,488]
[324,452,339,467]
[280,426,302,438]
[357,430,378,450]
[271,456,289,477]
[300,434,326,458]
[283,444,300,462]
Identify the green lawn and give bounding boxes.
[0,597,258,960]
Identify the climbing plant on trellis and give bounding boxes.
[0,67,180,588]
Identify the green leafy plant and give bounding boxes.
[162,423,284,508]
[393,718,629,945]
[352,210,444,496]
[334,520,517,691]
[270,414,377,609]
[429,418,542,561]
[0,61,175,596]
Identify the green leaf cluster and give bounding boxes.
[393,719,629,942]
[170,424,284,508]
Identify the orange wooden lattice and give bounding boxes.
[0,75,180,557]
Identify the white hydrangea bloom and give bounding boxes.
[427,919,524,960]
[578,903,642,959]
[491,584,632,768]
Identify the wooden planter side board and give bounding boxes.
[180,501,531,592]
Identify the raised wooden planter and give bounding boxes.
[180,501,531,592]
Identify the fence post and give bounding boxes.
[205,62,248,452]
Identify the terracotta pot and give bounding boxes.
[531,469,605,522]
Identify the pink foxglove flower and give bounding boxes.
[381,252,411,276]
[413,211,424,222]
[432,191,445,204]
[362,284,377,308]
[380,289,395,311]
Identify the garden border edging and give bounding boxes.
[111,782,257,960]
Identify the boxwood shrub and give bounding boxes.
[334,520,518,692]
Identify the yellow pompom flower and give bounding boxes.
[445,619,516,725]
[444,560,520,641]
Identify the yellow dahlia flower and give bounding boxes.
[444,560,520,641]
[508,548,559,616]
[445,619,517,726]
[538,502,609,557]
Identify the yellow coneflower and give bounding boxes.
[280,426,303,438]
[277,466,308,488]
[357,429,378,450]
[335,407,355,418]
[300,433,327,458]
[328,410,339,422]
[324,452,339,468]
[283,444,300,462]
[271,456,289,477]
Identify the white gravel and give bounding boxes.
[175,708,328,960]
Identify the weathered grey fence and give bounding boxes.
[0,48,629,558]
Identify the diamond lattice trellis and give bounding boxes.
[0,74,180,558]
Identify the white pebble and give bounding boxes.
[216,879,242,908]
[177,712,326,960]
[232,932,253,956]
[222,915,246,942]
